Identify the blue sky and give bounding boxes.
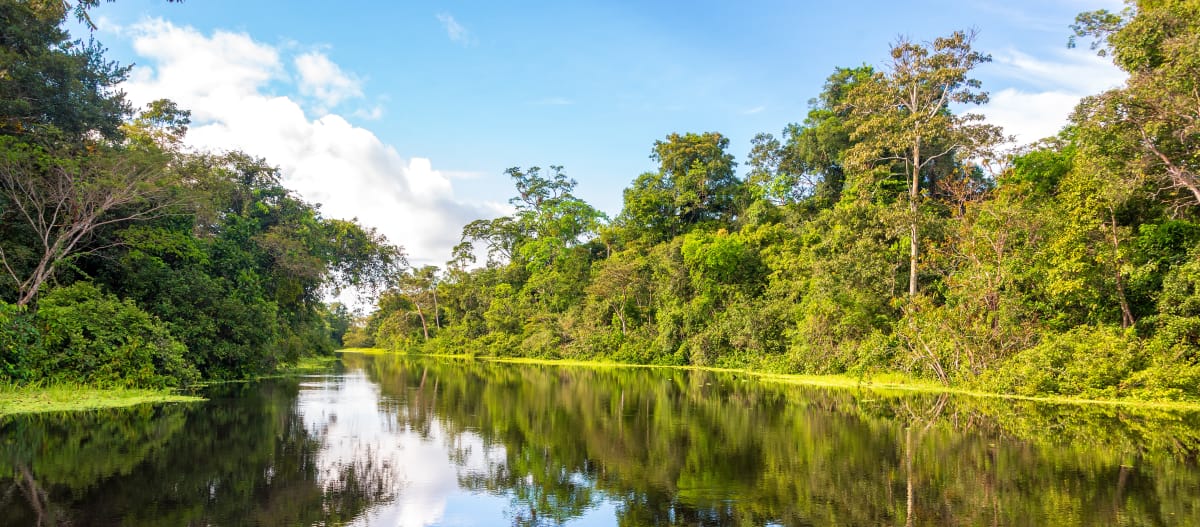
[83,0,1125,265]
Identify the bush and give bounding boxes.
[342,326,375,348]
[0,301,45,382]
[978,326,1145,399]
[1122,364,1200,402]
[36,282,198,388]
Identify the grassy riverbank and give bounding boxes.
[0,355,342,416]
[340,348,1200,412]
[274,355,342,375]
[0,384,203,416]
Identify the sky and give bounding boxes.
[81,0,1128,267]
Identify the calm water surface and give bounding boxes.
[3,352,1200,526]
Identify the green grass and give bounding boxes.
[196,355,344,386]
[0,356,340,415]
[340,348,1200,411]
[276,354,340,374]
[0,384,204,416]
[339,347,474,359]
[337,347,394,355]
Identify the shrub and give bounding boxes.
[0,301,45,382]
[978,326,1145,399]
[36,282,198,387]
[1122,364,1200,402]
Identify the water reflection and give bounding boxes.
[354,354,1200,526]
[0,377,393,526]
[2,353,1200,526]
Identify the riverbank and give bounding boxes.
[0,355,341,416]
[0,384,204,416]
[340,348,1200,412]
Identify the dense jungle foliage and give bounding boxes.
[351,0,1200,402]
[3,0,1199,401]
[0,0,401,387]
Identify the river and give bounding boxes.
[2,352,1199,526]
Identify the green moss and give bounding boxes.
[0,383,204,416]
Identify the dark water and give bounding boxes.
[3,353,1200,526]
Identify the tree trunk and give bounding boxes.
[1109,210,1135,329]
[415,304,429,341]
[909,138,921,297]
[432,289,441,329]
[16,265,49,307]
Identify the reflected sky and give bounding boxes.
[299,370,615,526]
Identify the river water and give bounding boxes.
[2,352,1199,526]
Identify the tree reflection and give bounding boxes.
[0,380,393,526]
[353,353,1200,526]
[5,357,1198,526]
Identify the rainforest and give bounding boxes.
[2,0,1200,406]
[4,1,1200,525]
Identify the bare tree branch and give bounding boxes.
[0,141,177,306]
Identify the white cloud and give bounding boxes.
[352,104,385,120]
[294,51,363,111]
[435,13,471,46]
[979,88,1084,144]
[978,47,1126,145]
[990,47,1126,94]
[122,19,502,267]
[741,105,766,115]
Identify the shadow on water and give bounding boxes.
[2,352,1199,526]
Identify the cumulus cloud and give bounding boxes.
[435,13,471,46]
[294,51,363,111]
[121,19,502,267]
[978,47,1126,145]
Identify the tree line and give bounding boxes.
[0,0,401,387]
[352,0,1200,402]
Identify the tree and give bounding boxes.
[459,165,605,270]
[617,132,745,243]
[0,139,176,306]
[323,302,354,346]
[508,166,606,270]
[0,0,132,140]
[652,132,742,226]
[844,30,1003,297]
[1070,0,1200,211]
[586,249,652,335]
[396,265,441,341]
[747,66,874,207]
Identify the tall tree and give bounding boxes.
[0,138,176,306]
[1071,0,1200,211]
[844,30,1002,297]
[618,132,744,243]
[396,265,441,340]
[747,66,873,207]
[460,166,605,270]
[0,0,132,140]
